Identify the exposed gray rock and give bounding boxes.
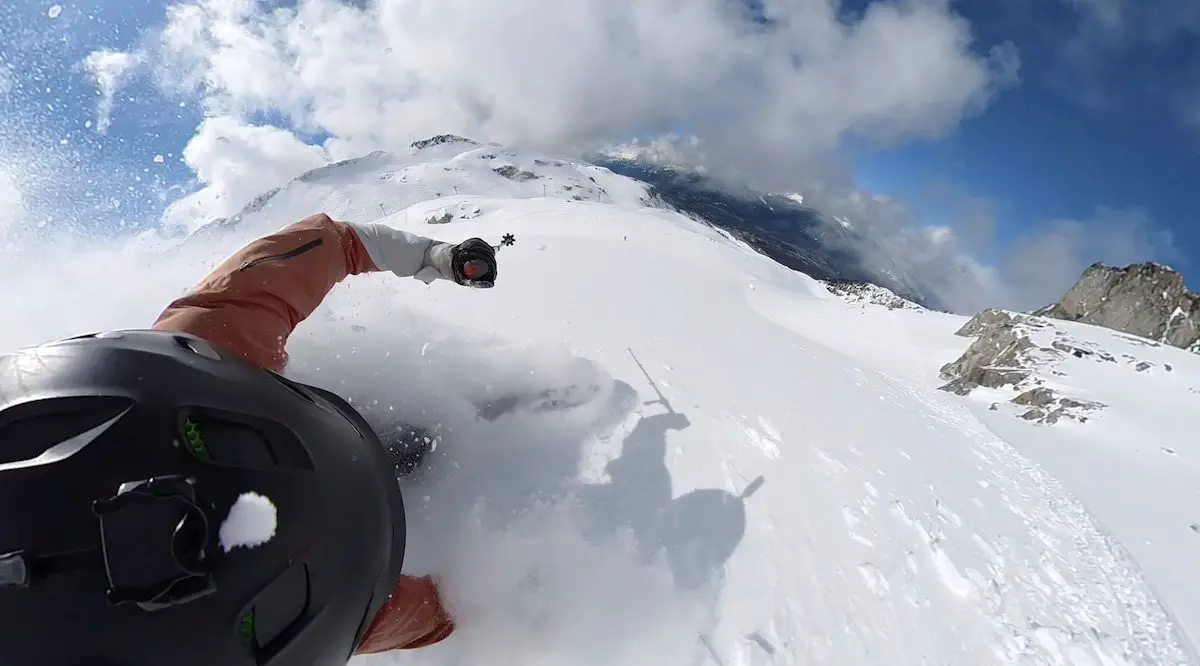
[240,186,282,215]
[1035,262,1200,351]
[1018,407,1049,423]
[425,212,454,225]
[822,281,925,311]
[939,309,1036,393]
[954,308,1015,337]
[1050,340,1116,362]
[493,165,539,182]
[411,134,479,150]
[1015,391,1105,425]
[1059,397,1100,410]
[938,309,1113,425]
[1012,387,1056,408]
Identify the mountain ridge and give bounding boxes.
[176,136,943,310]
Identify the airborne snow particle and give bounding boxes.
[153,154,164,164]
[47,4,62,18]
[219,492,278,553]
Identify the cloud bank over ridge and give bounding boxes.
[81,0,1175,313]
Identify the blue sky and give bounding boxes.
[0,0,200,233]
[0,0,1197,296]
[850,0,1200,280]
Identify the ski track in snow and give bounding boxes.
[0,143,1195,666]
[749,294,1195,664]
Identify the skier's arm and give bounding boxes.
[353,575,455,654]
[151,211,458,652]
[151,212,456,372]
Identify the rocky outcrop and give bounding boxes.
[1009,387,1105,425]
[938,310,1037,396]
[938,309,1107,425]
[1034,262,1200,352]
[493,165,539,182]
[411,134,479,150]
[423,201,483,225]
[821,281,924,311]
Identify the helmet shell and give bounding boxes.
[0,329,405,666]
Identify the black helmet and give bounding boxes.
[0,329,406,665]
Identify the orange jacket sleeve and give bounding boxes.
[150,212,455,653]
[152,212,377,372]
[354,576,456,653]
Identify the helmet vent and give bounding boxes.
[178,410,315,471]
[0,396,134,470]
[240,562,310,652]
[172,335,222,361]
[179,416,275,469]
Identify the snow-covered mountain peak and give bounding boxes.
[176,136,657,240]
[410,133,481,151]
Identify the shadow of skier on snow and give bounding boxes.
[292,327,750,597]
[574,351,752,592]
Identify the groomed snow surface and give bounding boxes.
[1,142,1197,665]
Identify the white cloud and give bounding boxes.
[598,137,1158,316]
[83,50,143,134]
[102,0,1017,186]
[926,225,954,245]
[162,117,328,233]
[91,0,1036,310]
[794,180,1175,315]
[805,184,993,312]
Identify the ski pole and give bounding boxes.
[493,233,516,252]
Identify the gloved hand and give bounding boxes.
[448,238,497,288]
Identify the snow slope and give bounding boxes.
[773,291,1200,659]
[1,143,1197,665]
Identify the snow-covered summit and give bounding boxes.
[171,135,944,311]
[171,136,656,241]
[410,134,480,151]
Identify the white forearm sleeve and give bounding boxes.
[348,221,455,285]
